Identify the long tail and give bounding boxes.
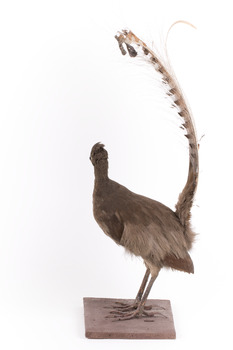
[115,29,199,248]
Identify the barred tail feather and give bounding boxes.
[115,29,199,248]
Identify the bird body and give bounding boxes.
[91,144,194,275]
[90,29,199,320]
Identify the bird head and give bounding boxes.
[90,142,108,166]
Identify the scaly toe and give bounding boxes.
[143,310,167,318]
[112,311,140,321]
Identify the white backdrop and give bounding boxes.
[1,0,233,349]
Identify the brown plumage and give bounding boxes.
[90,29,199,321]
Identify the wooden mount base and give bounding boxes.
[83,297,176,339]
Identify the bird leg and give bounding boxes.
[112,268,151,312]
[107,268,165,321]
[135,267,151,305]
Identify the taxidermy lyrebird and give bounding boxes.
[90,29,199,321]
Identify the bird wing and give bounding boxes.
[112,187,190,265]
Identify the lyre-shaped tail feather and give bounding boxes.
[115,29,199,247]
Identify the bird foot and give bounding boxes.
[112,301,151,312]
[106,306,166,322]
[111,301,164,313]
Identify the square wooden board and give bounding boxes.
[83,297,176,339]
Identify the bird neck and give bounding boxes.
[94,159,109,183]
